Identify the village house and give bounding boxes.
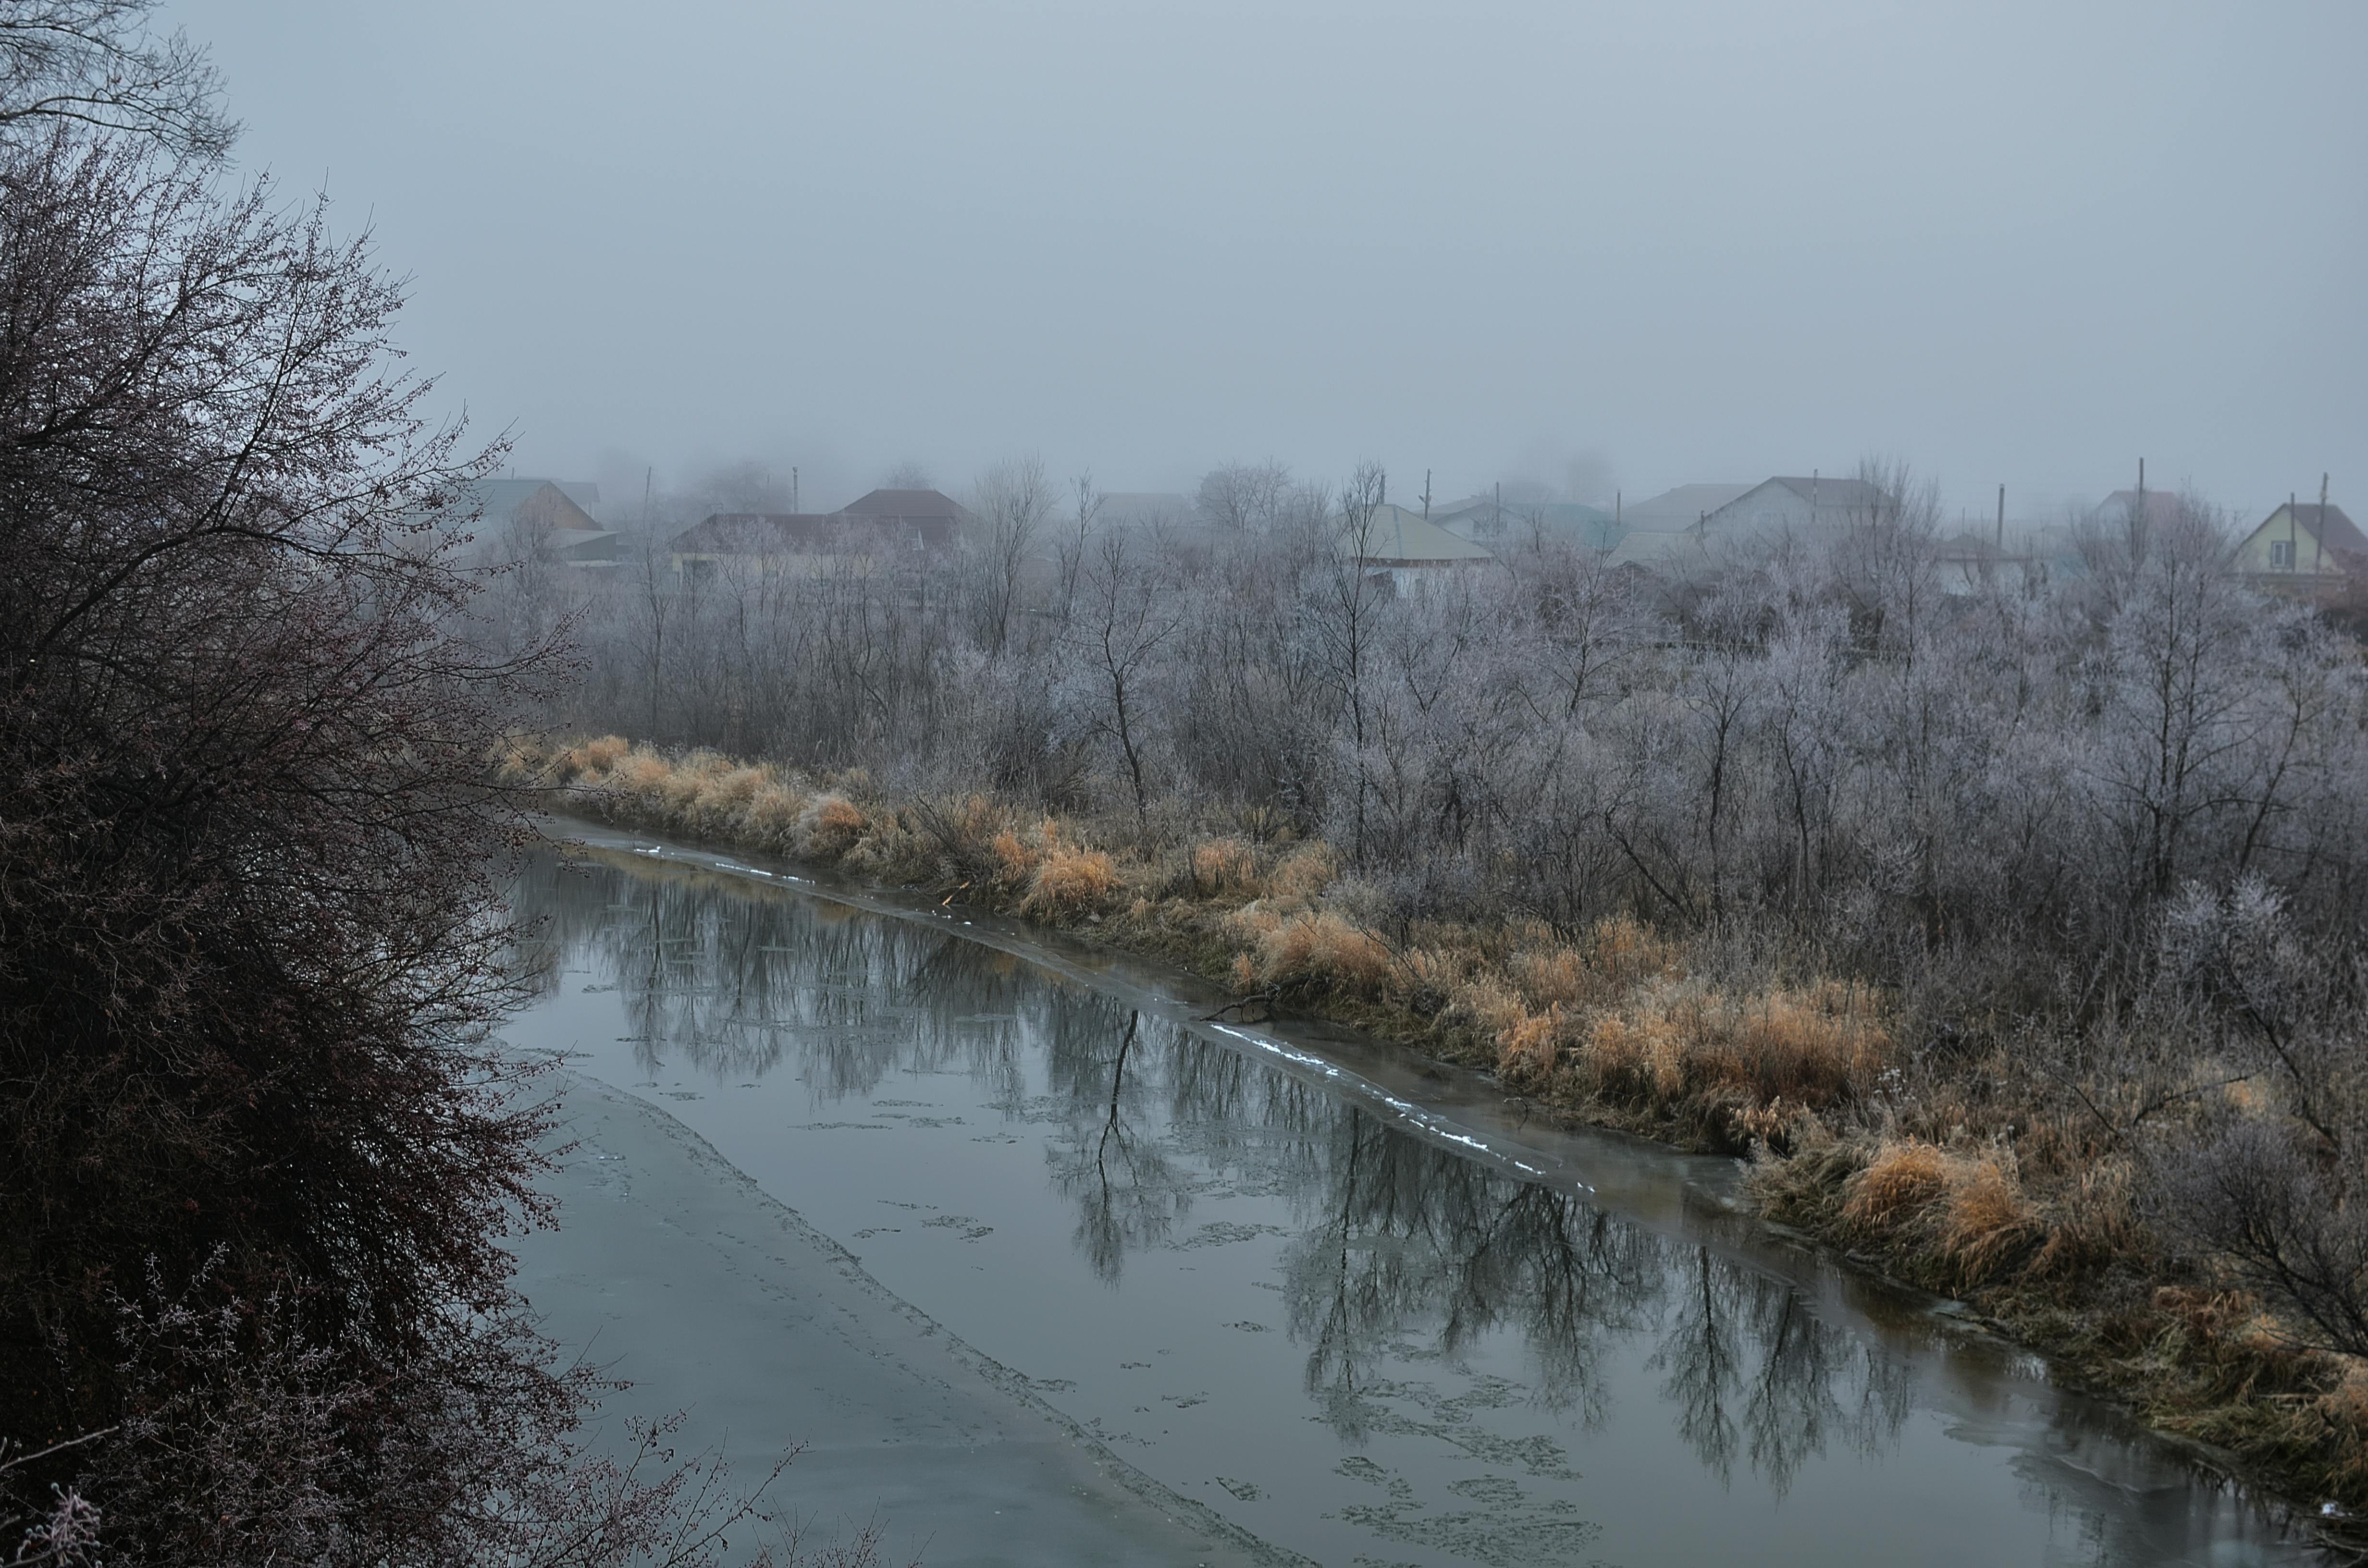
[1701,474,1895,534]
[463,477,622,565]
[669,487,972,581]
[1602,483,1753,568]
[1604,477,1899,571]
[2235,497,2363,586]
[1431,495,1617,551]
[1348,503,1495,592]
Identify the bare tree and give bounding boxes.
[1309,461,1390,865]
[969,454,1053,655]
[1054,469,1103,624]
[1195,459,1291,533]
[0,0,234,155]
[1068,531,1179,838]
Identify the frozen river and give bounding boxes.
[503,826,2325,1567]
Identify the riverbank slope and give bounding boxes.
[504,735,2367,1544]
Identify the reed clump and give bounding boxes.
[511,734,1895,1152]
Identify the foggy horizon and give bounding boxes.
[174,0,2365,523]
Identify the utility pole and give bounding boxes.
[2317,472,2329,576]
[792,465,800,514]
[642,465,653,526]
[1996,483,2005,553]
[1493,480,1501,538]
[2290,491,2299,573]
[1615,489,1622,530]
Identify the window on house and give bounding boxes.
[2270,539,2295,570]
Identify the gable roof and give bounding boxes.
[672,509,962,555]
[2250,501,2367,555]
[467,478,601,527]
[1619,483,1755,528]
[2090,489,2186,529]
[1605,529,1708,568]
[1349,504,1494,564]
[838,487,974,522]
[1700,475,1899,526]
[1762,475,1893,511]
[672,514,838,553]
[1434,498,1615,537]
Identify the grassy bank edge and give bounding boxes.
[506,735,2366,1545]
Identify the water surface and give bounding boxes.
[507,831,2322,1568]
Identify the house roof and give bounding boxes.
[673,509,962,554]
[838,487,974,522]
[1761,475,1893,511]
[550,527,621,563]
[1618,484,1755,528]
[1350,504,1495,564]
[1605,529,1707,568]
[2251,502,2367,555]
[671,513,847,553]
[2090,489,2186,528]
[1698,475,1898,526]
[1434,498,1614,530]
[467,478,601,527]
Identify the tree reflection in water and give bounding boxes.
[518,847,1913,1494]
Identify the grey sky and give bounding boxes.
[175,1,2363,520]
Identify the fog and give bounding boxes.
[173,0,2363,517]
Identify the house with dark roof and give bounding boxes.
[668,488,973,580]
[2236,499,2364,583]
[470,477,602,527]
[837,488,974,537]
[463,478,620,565]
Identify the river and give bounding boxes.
[500,826,2326,1567]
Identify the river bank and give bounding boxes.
[507,830,2330,1564]
[503,736,2367,1550]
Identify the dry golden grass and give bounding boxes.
[2031,1157,2139,1279]
[1224,906,1393,993]
[1582,1009,1688,1102]
[797,794,867,859]
[745,783,807,845]
[1190,837,1262,897]
[1496,1006,1566,1092]
[1832,1136,2041,1286]
[1938,1150,2042,1286]
[1021,839,1120,918]
[1842,1140,1952,1234]
[1268,843,1338,903]
[1702,982,1889,1106]
[991,826,1036,887]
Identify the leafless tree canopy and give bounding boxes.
[0,1,233,156]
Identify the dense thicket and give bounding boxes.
[549,466,2368,970]
[0,125,820,1565]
